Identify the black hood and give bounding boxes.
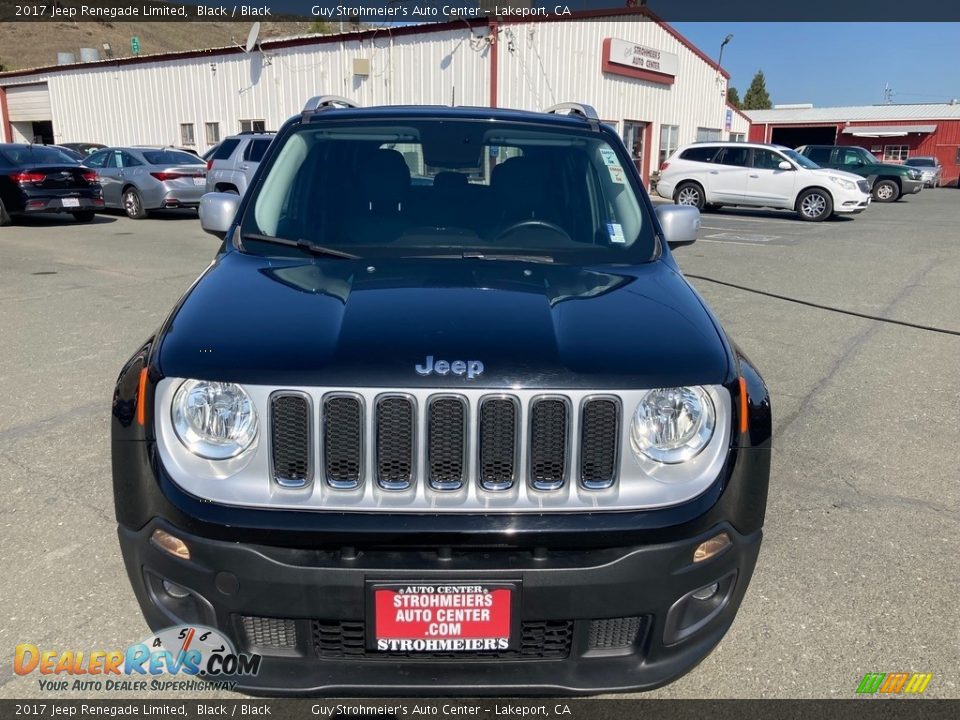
[156,252,732,389]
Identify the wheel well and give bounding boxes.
[674,179,704,195]
[215,183,239,193]
[796,186,834,210]
[876,175,901,188]
[121,183,137,195]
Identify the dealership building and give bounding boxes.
[748,103,960,186]
[0,9,748,186]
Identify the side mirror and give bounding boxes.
[778,160,793,171]
[656,204,700,249]
[199,192,241,239]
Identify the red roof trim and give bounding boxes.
[0,10,730,81]
[726,103,751,123]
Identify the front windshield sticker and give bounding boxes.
[607,223,626,244]
[600,148,618,166]
[608,165,626,184]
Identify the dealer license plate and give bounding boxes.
[193,177,205,186]
[61,198,80,208]
[370,583,515,653]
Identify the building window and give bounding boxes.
[658,125,680,166]
[240,119,267,133]
[696,127,722,142]
[205,122,220,145]
[883,145,909,162]
[180,123,195,146]
[729,132,746,143]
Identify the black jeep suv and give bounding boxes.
[112,98,771,695]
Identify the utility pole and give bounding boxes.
[883,83,894,104]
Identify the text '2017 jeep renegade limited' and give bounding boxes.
[112,98,772,696]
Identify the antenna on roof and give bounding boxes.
[245,22,262,53]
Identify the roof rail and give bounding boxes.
[302,95,361,114]
[544,102,600,127]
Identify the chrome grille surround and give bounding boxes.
[156,380,732,513]
[268,391,313,488]
[427,395,469,491]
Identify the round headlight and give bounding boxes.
[172,380,258,459]
[630,386,716,464]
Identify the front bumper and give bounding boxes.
[834,192,871,214]
[901,178,924,195]
[118,518,761,696]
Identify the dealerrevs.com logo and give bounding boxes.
[856,672,933,696]
[14,625,261,692]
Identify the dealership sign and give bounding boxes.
[602,38,679,84]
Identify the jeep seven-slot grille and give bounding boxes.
[580,398,620,489]
[428,397,467,489]
[312,619,573,660]
[271,392,623,494]
[529,399,569,490]
[270,394,311,487]
[479,397,518,490]
[375,396,415,489]
[323,395,363,488]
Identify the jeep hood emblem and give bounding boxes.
[415,355,484,380]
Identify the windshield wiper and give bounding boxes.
[460,251,555,263]
[239,232,359,259]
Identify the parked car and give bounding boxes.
[903,156,943,188]
[657,142,871,221]
[60,142,106,158]
[47,144,86,161]
[0,143,103,225]
[795,145,924,202]
[83,146,206,218]
[112,97,771,695]
[205,131,274,196]
[201,143,221,162]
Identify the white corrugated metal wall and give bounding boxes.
[496,20,748,179]
[1,19,747,178]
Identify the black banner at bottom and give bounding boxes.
[1,700,957,720]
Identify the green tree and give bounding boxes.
[308,21,335,34]
[742,71,772,110]
[727,86,741,109]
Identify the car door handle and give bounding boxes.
[709,170,719,174]
[749,174,760,178]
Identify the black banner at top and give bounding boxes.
[2,0,960,22]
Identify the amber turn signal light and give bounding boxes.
[136,367,148,426]
[150,529,191,560]
[693,532,731,563]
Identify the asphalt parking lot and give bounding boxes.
[1,191,958,700]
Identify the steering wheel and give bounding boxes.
[494,219,572,242]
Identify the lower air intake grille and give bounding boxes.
[323,395,363,488]
[428,397,467,490]
[530,399,568,490]
[312,620,573,660]
[240,615,298,651]
[579,398,620,489]
[376,396,415,489]
[478,397,518,490]
[270,394,311,487]
[587,616,647,650]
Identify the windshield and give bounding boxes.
[781,149,819,170]
[1,145,79,166]
[141,150,204,166]
[241,119,656,264]
[905,158,935,167]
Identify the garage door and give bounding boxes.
[5,83,52,122]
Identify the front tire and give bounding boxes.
[796,188,833,222]
[674,182,705,210]
[72,210,95,223]
[123,187,148,219]
[872,179,900,203]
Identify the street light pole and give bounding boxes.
[717,34,734,138]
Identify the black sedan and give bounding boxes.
[0,144,104,225]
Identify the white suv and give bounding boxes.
[657,142,871,221]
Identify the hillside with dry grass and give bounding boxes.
[0,21,319,73]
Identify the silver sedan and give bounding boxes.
[904,156,943,188]
[83,147,207,218]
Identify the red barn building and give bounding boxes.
[746,103,960,187]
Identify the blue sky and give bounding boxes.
[672,23,960,107]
